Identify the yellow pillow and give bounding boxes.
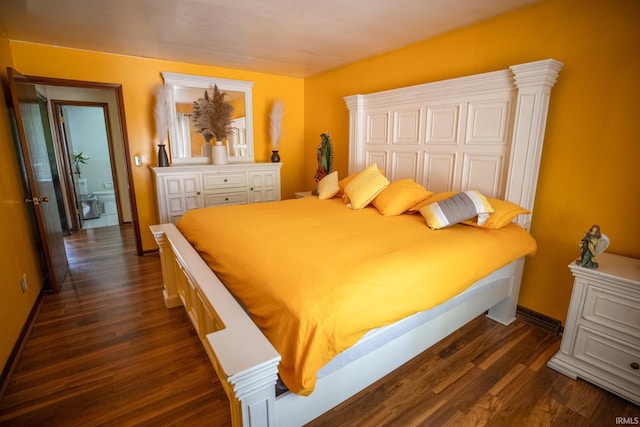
[372,179,434,216]
[338,172,359,196]
[317,171,340,200]
[462,198,530,229]
[338,168,385,196]
[420,190,494,230]
[344,164,390,209]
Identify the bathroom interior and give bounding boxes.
[63,104,119,229]
[38,82,134,238]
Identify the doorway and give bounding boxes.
[10,71,142,260]
[52,101,124,231]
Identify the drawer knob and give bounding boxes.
[225,197,229,201]
[224,179,228,182]
[632,362,639,370]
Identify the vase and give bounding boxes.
[271,150,281,163]
[213,141,228,165]
[201,139,213,160]
[157,144,169,167]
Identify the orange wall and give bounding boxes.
[304,0,640,322]
[0,37,47,371]
[8,43,306,252]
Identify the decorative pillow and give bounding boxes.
[420,190,494,230]
[338,168,385,196]
[317,171,340,200]
[344,164,390,209]
[408,191,457,213]
[338,172,359,196]
[372,179,434,216]
[462,198,530,229]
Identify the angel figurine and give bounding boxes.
[577,224,606,268]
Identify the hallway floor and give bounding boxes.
[82,213,119,229]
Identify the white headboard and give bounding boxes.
[344,59,562,231]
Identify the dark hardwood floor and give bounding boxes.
[0,225,637,426]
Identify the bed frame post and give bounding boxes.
[486,59,562,325]
[223,357,280,427]
[486,258,525,325]
[151,226,182,308]
[506,59,563,231]
[346,94,366,175]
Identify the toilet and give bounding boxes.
[94,182,117,215]
[78,178,99,219]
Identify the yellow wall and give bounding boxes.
[0,36,47,371]
[304,0,640,322]
[8,42,306,252]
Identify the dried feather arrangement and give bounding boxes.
[154,84,171,143]
[192,85,235,142]
[269,100,284,150]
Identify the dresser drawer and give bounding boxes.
[202,172,246,189]
[203,191,247,206]
[582,283,640,339]
[574,325,640,383]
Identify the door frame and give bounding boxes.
[51,99,80,231]
[17,73,142,256]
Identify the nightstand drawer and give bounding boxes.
[583,283,640,339]
[574,326,640,383]
[202,172,247,189]
[204,191,247,206]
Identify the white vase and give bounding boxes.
[212,140,228,165]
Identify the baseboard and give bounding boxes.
[516,305,563,336]
[142,248,159,255]
[0,290,44,401]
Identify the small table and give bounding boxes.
[294,191,314,199]
[547,252,640,405]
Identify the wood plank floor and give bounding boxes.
[1,225,637,426]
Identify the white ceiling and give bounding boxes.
[0,0,537,78]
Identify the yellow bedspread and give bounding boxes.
[177,197,536,395]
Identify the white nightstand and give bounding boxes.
[547,252,640,404]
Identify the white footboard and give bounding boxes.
[151,224,280,427]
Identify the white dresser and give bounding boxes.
[547,252,640,404]
[152,163,282,224]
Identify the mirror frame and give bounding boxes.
[161,72,255,164]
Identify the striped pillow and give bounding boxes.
[420,190,494,230]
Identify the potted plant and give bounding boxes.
[192,85,235,164]
[73,151,90,176]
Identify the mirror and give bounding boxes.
[161,72,255,164]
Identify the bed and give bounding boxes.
[151,58,562,427]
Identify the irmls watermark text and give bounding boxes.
[616,417,640,425]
